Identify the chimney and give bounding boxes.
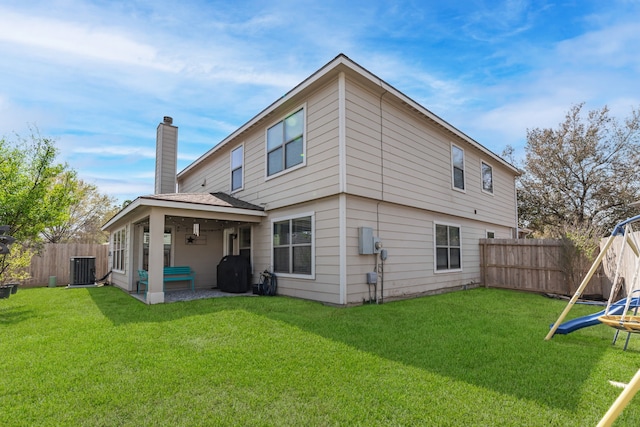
[155,116,178,194]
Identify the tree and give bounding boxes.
[42,179,119,244]
[0,130,77,280]
[518,103,640,236]
[0,243,34,285]
[556,220,603,293]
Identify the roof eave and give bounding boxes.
[177,54,352,179]
[102,198,142,230]
[178,53,519,178]
[101,197,266,231]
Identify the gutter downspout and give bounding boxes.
[377,86,388,303]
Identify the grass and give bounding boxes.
[2,287,640,426]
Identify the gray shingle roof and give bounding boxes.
[139,192,264,211]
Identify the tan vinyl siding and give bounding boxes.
[254,81,340,209]
[344,76,383,199]
[179,79,341,210]
[178,154,226,194]
[345,195,512,304]
[344,77,516,229]
[172,60,519,306]
[250,197,341,305]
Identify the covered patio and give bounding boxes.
[131,287,256,304]
[102,192,266,304]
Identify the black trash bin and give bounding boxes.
[217,255,251,293]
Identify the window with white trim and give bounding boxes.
[435,223,461,271]
[267,108,305,176]
[481,161,493,194]
[112,228,126,272]
[272,214,313,276]
[231,145,244,192]
[486,231,495,239]
[142,227,173,270]
[239,226,251,261]
[452,144,465,190]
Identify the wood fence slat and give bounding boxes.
[479,238,602,296]
[25,243,109,287]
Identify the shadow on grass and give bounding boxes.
[252,288,609,412]
[86,286,231,325]
[88,285,607,412]
[0,305,35,325]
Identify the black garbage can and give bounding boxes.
[217,256,251,293]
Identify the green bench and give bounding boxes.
[137,266,195,294]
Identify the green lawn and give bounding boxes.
[2,286,640,426]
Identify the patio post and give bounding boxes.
[147,208,165,304]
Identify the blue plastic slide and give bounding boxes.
[552,297,640,335]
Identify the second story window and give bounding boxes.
[267,108,305,177]
[452,144,465,191]
[231,145,243,192]
[481,161,493,194]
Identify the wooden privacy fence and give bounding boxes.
[26,243,109,287]
[479,238,605,297]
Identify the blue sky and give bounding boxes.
[1,0,639,204]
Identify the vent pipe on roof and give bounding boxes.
[155,116,178,194]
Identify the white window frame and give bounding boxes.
[230,144,244,193]
[239,225,252,266]
[451,143,466,192]
[434,222,462,273]
[486,230,495,239]
[481,160,494,195]
[112,227,126,272]
[265,104,307,180]
[140,226,174,270]
[271,211,315,279]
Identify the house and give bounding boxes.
[102,54,520,305]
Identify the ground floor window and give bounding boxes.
[112,228,126,272]
[142,227,172,270]
[272,213,314,276]
[435,223,461,271]
[239,226,252,261]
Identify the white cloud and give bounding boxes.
[1,0,639,204]
[0,8,178,72]
[0,95,57,135]
[80,172,155,202]
[555,21,640,70]
[0,5,303,98]
[471,100,569,144]
[178,152,200,162]
[73,145,156,158]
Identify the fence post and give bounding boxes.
[480,239,486,287]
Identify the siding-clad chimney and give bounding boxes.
[155,116,178,194]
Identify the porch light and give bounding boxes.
[193,223,200,236]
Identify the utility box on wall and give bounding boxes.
[366,272,378,285]
[359,227,381,254]
[359,227,374,254]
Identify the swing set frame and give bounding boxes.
[545,215,640,427]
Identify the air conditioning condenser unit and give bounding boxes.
[69,256,96,286]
